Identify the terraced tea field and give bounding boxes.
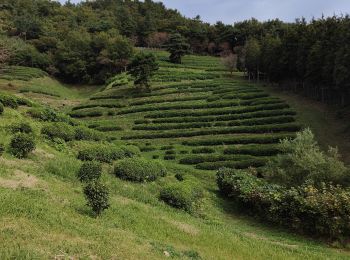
[71,51,300,171]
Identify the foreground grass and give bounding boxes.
[0,101,349,259]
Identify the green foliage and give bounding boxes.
[9,122,33,134]
[0,102,3,115]
[83,181,110,216]
[192,147,215,154]
[106,73,130,89]
[0,143,4,156]
[77,144,139,163]
[74,126,102,141]
[166,34,190,64]
[217,168,350,239]
[9,133,36,159]
[265,129,349,187]
[41,123,75,142]
[27,107,71,123]
[0,93,18,108]
[77,161,102,183]
[128,52,159,88]
[160,181,203,212]
[114,158,166,182]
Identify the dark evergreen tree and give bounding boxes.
[166,33,190,64]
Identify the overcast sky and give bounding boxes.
[59,0,350,24]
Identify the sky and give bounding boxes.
[59,0,350,24]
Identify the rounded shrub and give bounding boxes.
[77,161,102,183]
[83,181,110,216]
[9,133,36,158]
[175,173,184,181]
[164,155,176,160]
[41,122,75,141]
[114,158,166,182]
[160,181,203,212]
[74,126,101,141]
[10,122,33,134]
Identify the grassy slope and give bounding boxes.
[0,65,349,259]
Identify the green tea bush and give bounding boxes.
[9,133,36,158]
[160,181,204,212]
[192,147,215,154]
[27,107,71,123]
[196,159,267,170]
[41,122,75,141]
[145,103,289,119]
[152,109,296,124]
[175,173,185,181]
[179,154,254,165]
[224,144,282,156]
[69,109,104,118]
[0,93,18,108]
[83,181,110,216]
[164,155,176,160]
[77,144,136,163]
[183,133,295,146]
[77,161,102,183]
[0,102,3,115]
[217,168,350,239]
[114,158,166,182]
[10,122,33,134]
[123,123,301,140]
[74,126,102,141]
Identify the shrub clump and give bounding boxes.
[9,133,36,158]
[41,122,75,141]
[74,126,102,141]
[265,129,349,187]
[160,181,203,212]
[77,161,102,183]
[217,168,350,239]
[77,144,139,163]
[0,102,3,115]
[10,122,33,134]
[114,158,166,182]
[83,181,110,216]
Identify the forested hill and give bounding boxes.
[0,0,349,106]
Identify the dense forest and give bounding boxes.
[0,0,349,106]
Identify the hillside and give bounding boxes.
[0,52,349,259]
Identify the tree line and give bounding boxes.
[0,0,349,107]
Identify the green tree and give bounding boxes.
[244,38,261,80]
[128,52,159,89]
[166,33,190,64]
[83,181,110,216]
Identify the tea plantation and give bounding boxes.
[71,51,300,172]
[0,51,349,259]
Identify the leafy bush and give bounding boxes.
[264,129,349,187]
[41,123,75,142]
[77,161,102,183]
[83,181,110,216]
[0,93,18,108]
[77,144,139,163]
[74,126,102,141]
[10,122,33,134]
[164,155,176,160]
[122,123,300,140]
[114,158,166,182]
[9,133,36,158]
[217,168,350,239]
[160,181,203,212]
[224,144,282,156]
[196,159,267,170]
[27,107,71,123]
[175,173,184,181]
[0,102,3,115]
[192,147,215,154]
